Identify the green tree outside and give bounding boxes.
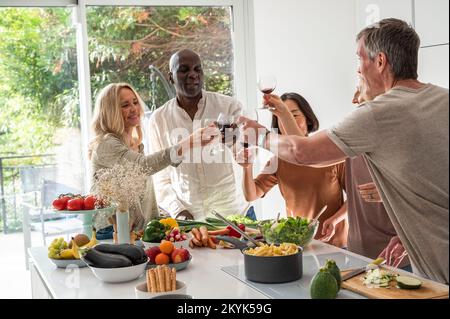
[0,6,234,232]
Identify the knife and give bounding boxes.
[341,257,385,281]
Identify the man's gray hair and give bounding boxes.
[357,18,421,80]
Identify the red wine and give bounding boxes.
[217,122,238,144]
[241,142,250,148]
[261,88,275,94]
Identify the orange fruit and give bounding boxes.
[159,240,174,255]
[155,253,170,265]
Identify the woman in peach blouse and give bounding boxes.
[237,93,348,247]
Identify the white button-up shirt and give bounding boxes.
[147,90,250,220]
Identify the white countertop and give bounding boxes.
[29,240,379,299]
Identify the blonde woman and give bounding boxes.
[89,83,216,239]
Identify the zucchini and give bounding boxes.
[396,276,422,290]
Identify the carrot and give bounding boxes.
[207,228,230,236]
[207,237,216,249]
[199,226,209,246]
[191,237,203,247]
[191,228,202,241]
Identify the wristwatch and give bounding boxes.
[257,129,271,149]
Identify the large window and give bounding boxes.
[0,0,255,236]
[0,7,84,233]
[86,6,235,110]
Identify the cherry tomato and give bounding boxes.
[52,194,72,210]
[67,197,84,211]
[59,195,71,208]
[83,195,96,210]
[52,198,66,210]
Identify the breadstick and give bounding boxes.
[164,266,171,291]
[153,268,161,292]
[149,269,157,293]
[171,268,177,291]
[157,266,166,292]
[146,270,151,292]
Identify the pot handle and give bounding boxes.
[215,235,251,250]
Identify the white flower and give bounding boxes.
[93,161,147,212]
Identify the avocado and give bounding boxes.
[310,268,339,299]
[324,259,342,291]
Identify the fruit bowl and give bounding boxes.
[49,258,87,269]
[87,259,148,283]
[135,280,187,299]
[142,236,190,250]
[146,255,192,272]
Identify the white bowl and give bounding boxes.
[142,237,191,250]
[135,280,187,299]
[88,260,148,283]
[49,258,87,269]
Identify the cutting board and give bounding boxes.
[340,268,449,299]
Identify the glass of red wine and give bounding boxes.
[210,113,236,155]
[257,75,277,109]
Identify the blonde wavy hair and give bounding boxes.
[89,83,146,158]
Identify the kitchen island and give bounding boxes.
[27,240,431,299]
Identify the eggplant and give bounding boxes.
[93,244,147,265]
[82,249,133,268]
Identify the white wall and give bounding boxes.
[250,0,449,220]
[251,0,357,220]
[415,0,449,88]
[353,0,449,88]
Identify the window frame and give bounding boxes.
[0,0,257,192]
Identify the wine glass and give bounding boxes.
[257,75,277,109]
[210,113,236,155]
[238,107,259,149]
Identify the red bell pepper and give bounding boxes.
[226,224,246,238]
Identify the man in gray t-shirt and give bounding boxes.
[239,19,449,284]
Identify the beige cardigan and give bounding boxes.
[90,134,181,231]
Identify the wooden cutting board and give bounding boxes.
[341,268,449,299]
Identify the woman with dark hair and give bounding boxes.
[237,92,348,247]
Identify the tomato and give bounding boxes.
[52,198,66,210]
[59,195,71,208]
[83,195,96,210]
[67,198,84,211]
[52,194,72,210]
